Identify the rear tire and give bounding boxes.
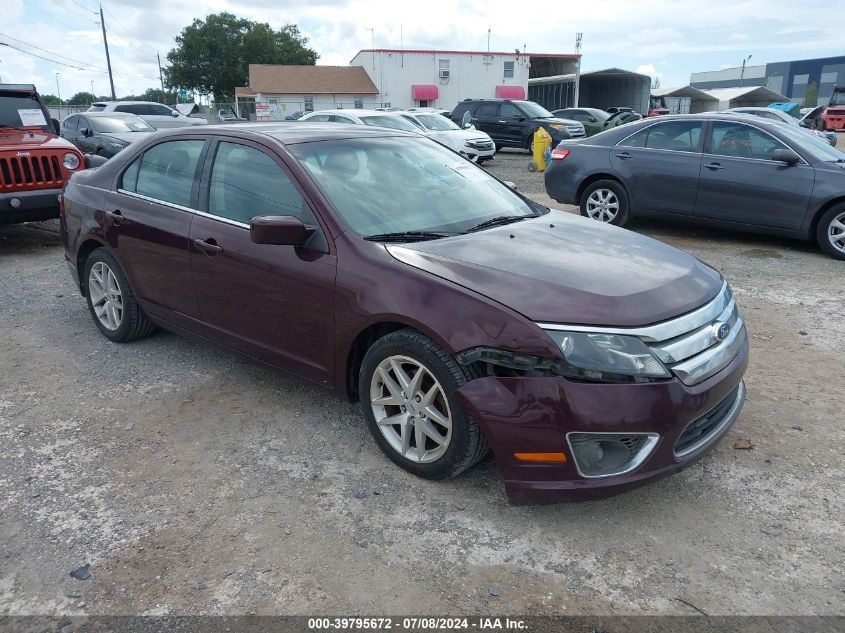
[579,179,630,227]
[358,329,488,480]
[816,203,845,260]
[83,248,155,342]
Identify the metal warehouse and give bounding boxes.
[529,68,651,114]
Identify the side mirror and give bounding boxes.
[772,148,801,165]
[171,110,180,116]
[250,215,314,246]
[503,181,518,190]
[84,153,108,168]
[517,116,526,122]
[79,127,91,137]
[52,118,60,134]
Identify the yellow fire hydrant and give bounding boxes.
[530,127,553,172]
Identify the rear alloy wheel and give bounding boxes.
[816,204,845,260]
[84,249,156,342]
[359,329,488,479]
[580,179,630,227]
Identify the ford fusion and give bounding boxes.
[60,123,748,503]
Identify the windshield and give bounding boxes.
[417,114,459,131]
[289,136,543,238]
[776,124,845,162]
[359,115,420,132]
[0,91,52,132]
[514,101,553,119]
[830,91,845,106]
[91,116,154,133]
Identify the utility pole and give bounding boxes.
[100,4,116,100]
[740,54,752,88]
[574,32,582,107]
[55,72,61,104]
[157,51,164,91]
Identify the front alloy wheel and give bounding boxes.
[817,204,845,260]
[370,355,452,463]
[359,329,488,479]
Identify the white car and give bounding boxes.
[299,109,495,163]
[399,111,496,163]
[86,101,207,129]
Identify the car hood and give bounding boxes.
[542,117,580,126]
[100,131,153,144]
[431,129,492,142]
[386,211,723,326]
[0,129,77,151]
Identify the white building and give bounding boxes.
[350,49,580,111]
[235,65,381,120]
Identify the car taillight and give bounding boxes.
[551,148,571,161]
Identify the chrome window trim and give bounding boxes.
[674,381,746,458]
[116,189,250,230]
[539,282,730,343]
[566,432,660,479]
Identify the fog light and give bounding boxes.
[10,197,21,209]
[567,432,659,478]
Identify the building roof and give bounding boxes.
[701,86,787,102]
[240,65,379,95]
[652,85,718,101]
[353,48,580,60]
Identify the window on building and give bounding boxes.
[792,74,810,99]
[126,140,205,208]
[304,96,314,112]
[439,59,450,80]
[354,97,363,109]
[504,61,515,79]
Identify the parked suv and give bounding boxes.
[450,99,584,151]
[87,101,207,129]
[1,83,86,224]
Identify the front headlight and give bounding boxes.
[109,142,127,152]
[547,124,565,130]
[62,152,80,170]
[545,330,670,380]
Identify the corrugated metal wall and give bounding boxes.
[579,73,650,113]
[528,80,576,111]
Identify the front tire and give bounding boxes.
[579,179,630,227]
[84,249,155,342]
[358,329,488,480]
[816,204,845,260]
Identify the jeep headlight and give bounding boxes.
[545,331,670,380]
[62,152,80,170]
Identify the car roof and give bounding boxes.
[149,121,419,145]
[93,101,170,106]
[81,111,143,117]
[304,109,403,117]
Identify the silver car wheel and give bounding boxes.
[370,355,452,463]
[828,211,845,254]
[88,261,123,331]
[586,189,620,223]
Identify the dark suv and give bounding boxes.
[450,99,584,151]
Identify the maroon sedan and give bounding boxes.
[59,123,748,504]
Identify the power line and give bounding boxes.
[101,4,158,55]
[0,31,108,71]
[67,0,98,13]
[0,41,91,71]
[44,0,100,24]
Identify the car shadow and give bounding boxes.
[0,220,61,254]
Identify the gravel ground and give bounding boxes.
[0,153,843,617]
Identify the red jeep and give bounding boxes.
[820,85,845,131]
[0,83,86,224]
[647,95,670,117]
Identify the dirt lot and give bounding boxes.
[1,151,843,617]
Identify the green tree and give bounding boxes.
[40,94,61,105]
[67,91,97,106]
[804,81,818,108]
[163,12,318,101]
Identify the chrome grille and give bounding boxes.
[467,139,494,151]
[0,152,64,191]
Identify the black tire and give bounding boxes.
[83,248,155,342]
[358,328,488,480]
[579,178,630,227]
[815,203,845,261]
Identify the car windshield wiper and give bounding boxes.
[363,230,455,243]
[464,215,530,233]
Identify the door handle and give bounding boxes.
[705,162,725,170]
[193,238,223,256]
[498,120,507,124]
[105,209,123,225]
[615,152,632,159]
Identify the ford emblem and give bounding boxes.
[712,321,730,342]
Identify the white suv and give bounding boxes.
[87,101,207,129]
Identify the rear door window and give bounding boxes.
[123,139,205,207]
[619,121,702,152]
[148,104,173,116]
[475,103,499,117]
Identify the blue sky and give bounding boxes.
[2,0,842,100]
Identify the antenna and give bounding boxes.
[487,27,491,54]
[575,32,582,53]
[400,24,403,68]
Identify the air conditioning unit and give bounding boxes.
[439,69,451,79]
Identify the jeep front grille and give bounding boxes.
[0,153,64,190]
